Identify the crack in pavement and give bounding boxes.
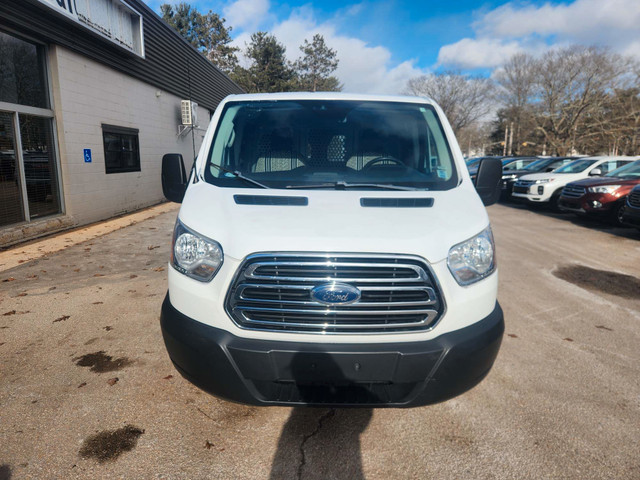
[297,408,336,480]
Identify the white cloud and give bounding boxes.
[476,0,640,41]
[230,5,427,94]
[223,0,270,32]
[437,38,523,69]
[437,0,640,69]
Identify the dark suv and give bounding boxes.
[558,160,640,225]
[620,184,640,230]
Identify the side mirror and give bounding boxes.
[162,153,187,203]
[474,158,502,206]
[589,168,602,176]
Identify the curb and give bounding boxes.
[0,202,179,273]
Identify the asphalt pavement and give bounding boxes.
[0,202,639,479]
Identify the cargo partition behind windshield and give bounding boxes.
[205,100,458,190]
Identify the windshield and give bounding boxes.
[605,160,640,179]
[554,159,597,174]
[502,157,537,170]
[522,157,569,172]
[204,100,458,190]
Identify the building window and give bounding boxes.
[102,124,140,174]
[0,31,49,108]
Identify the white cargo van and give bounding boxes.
[160,93,504,407]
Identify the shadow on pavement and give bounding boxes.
[0,464,11,480]
[269,352,375,479]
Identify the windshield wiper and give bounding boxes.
[210,164,270,189]
[285,181,423,191]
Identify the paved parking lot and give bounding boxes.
[1,203,639,479]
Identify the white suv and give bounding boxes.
[512,156,637,209]
[159,93,504,407]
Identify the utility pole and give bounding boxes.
[508,122,514,156]
[503,124,509,156]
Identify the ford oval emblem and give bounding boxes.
[311,283,361,305]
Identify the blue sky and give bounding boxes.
[145,0,640,93]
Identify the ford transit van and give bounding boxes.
[160,93,504,407]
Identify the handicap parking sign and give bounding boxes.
[84,149,92,163]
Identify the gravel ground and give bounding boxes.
[0,202,639,480]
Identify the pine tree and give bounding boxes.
[160,3,238,73]
[232,32,296,93]
[293,34,341,92]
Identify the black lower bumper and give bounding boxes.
[160,295,504,407]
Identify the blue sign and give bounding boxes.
[84,149,92,163]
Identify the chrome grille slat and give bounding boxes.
[628,192,640,208]
[234,306,438,316]
[238,317,436,330]
[562,185,585,198]
[236,284,437,307]
[225,253,445,334]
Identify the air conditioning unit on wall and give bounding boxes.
[181,100,198,127]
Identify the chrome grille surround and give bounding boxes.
[628,191,640,208]
[561,184,586,198]
[225,253,446,334]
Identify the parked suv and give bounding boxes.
[500,157,576,200]
[559,160,640,225]
[160,93,504,407]
[512,156,637,209]
[620,184,640,230]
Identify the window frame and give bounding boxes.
[0,27,65,225]
[102,124,141,174]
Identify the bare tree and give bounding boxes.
[532,46,633,155]
[405,72,495,135]
[494,53,536,154]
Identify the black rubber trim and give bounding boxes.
[234,195,308,206]
[360,197,434,208]
[160,294,504,407]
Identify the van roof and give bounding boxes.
[224,91,435,105]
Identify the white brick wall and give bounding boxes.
[50,45,212,225]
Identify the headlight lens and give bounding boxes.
[171,220,223,281]
[502,174,518,180]
[447,227,496,286]
[535,178,554,184]
[587,185,621,194]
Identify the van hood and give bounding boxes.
[177,182,490,263]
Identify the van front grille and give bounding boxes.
[225,254,444,334]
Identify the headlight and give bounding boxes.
[447,227,496,286]
[171,220,223,281]
[587,185,621,194]
[535,178,554,184]
[502,174,517,180]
